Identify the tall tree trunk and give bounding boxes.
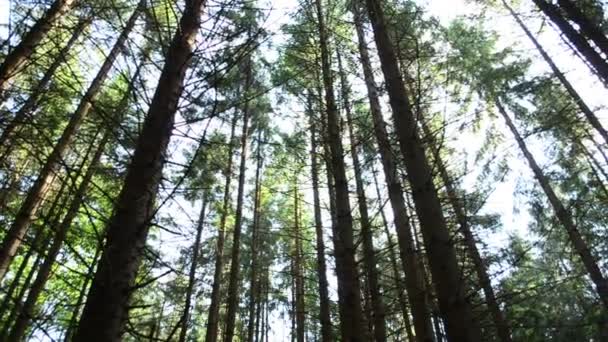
[293,184,306,342]
[363,1,482,340]
[224,57,253,342]
[73,0,206,339]
[371,167,415,342]
[503,0,608,147]
[532,0,608,85]
[557,0,608,57]
[247,130,264,342]
[63,242,101,342]
[495,98,608,310]
[178,199,207,342]
[0,0,75,99]
[0,3,142,283]
[420,119,512,342]
[314,1,366,340]
[0,17,90,166]
[205,111,239,342]
[337,50,387,342]
[308,96,333,342]
[9,130,110,341]
[352,5,434,341]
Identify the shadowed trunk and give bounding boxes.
[352,4,434,341]
[0,0,76,98]
[495,98,608,310]
[314,0,366,340]
[364,0,482,340]
[0,3,142,283]
[73,0,206,339]
[503,0,608,147]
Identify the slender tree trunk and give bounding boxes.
[557,0,608,57]
[503,0,608,146]
[205,111,239,342]
[0,0,75,99]
[0,17,90,166]
[337,50,387,342]
[308,95,333,342]
[178,199,207,342]
[247,130,264,342]
[532,0,608,85]
[9,130,110,341]
[371,167,415,342]
[0,18,92,165]
[495,98,608,310]
[0,3,142,283]
[420,119,512,342]
[224,57,253,342]
[352,5,434,341]
[364,0,482,340]
[63,243,101,342]
[0,224,44,318]
[73,1,206,339]
[314,1,366,340]
[293,184,306,342]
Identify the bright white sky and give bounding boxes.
[1,0,607,341]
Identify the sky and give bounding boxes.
[1,0,607,340]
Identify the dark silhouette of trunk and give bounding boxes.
[63,243,101,342]
[205,111,239,342]
[0,224,44,318]
[0,17,90,166]
[352,5,434,341]
[420,119,512,342]
[363,0,482,340]
[308,95,333,342]
[370,167,415,342]
[0,0,75,98]
[9,130,110,341]
[532,0,608,85]
[0,3,142,283]
[73,0,206,339]
[177,199,207,342]
[503,0,608,147]
[314,1,366,340]
[247,130,264,342]
[224,58,253,342]
[293,184,306,342]
[337,50,387,342]
[557,0,608,57]
[495,98,608,310]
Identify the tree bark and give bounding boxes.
[294,184,306,342]
[0,3,142,283]
[557,0,608,57]
[308,95,333,342]
[0,0,75,99]
[204,110,239,342]
[363,0,482,340]
[352,5,434,341]
[0,17,90,166]
[314,1,366,340]
[503,0,608,147]
[371,167,415,342]
[9,130,110,342]
[337,50,387,342]
[495,98,608,310]
[178,199,207,342]
[420,119,512,342]
[533,0,608,85]
[73,0,206,339]
[247,129,264,342]
[223,56,253,342]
